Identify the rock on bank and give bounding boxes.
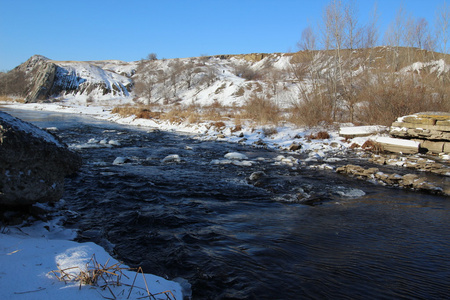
[0,111,82,207]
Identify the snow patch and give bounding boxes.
[224,152,248,160]
[162,154,182,163]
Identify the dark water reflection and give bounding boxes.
[3,107,450,299]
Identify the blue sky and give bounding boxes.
[0,0,446,71]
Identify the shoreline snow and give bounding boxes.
[0,208,184,300]
[0,101,386,155]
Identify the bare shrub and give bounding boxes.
[289,94,333,127]
[49,254,176,300]
[242,94,281,125]
[211,121,226,129]
[162,104,201,124]
[262,127,278,137]
[307,131,330,140]
[357,72,448,125]
[0,96,25,103]
[203,101,225,121]
[111,104,160,119]
[231,124,242,132]
[86,95,94,104]
[362,140,384,152]
[232,61,261,80]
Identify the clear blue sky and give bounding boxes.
[0,0,446,71]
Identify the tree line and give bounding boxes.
[289,0,450,126]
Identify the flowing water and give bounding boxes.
[3,108,450,299]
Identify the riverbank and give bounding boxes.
[0,211,183,299]
[1,101,449,299]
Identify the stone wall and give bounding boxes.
[390,112,450,154]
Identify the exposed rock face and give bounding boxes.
[3,55,133,103]
[0,112,82,207]
[390,112,450,154]
[25,60,57,102]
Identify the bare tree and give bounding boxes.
[384,5,407,69]
[135,71,158,104]
[436,1,450,54]
[201,64,217,87]
[181,59,197,89]
[297,26,317,51]
[168,59,183,97]
[322,0,347,120]
[359,2,379,49]
[146,53,158,61]
[265,67,283,103]
[384,5,406,48]
[344,0,362,50]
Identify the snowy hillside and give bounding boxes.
[52,61,133,102]
[1,47,449,126]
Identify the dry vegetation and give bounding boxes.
[0,96,25,103]
[48,254,176,300]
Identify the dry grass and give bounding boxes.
[0,96,25,103]
[112,104,161,119]
[240,94,281,125]
[361,140,384,153]
[49,254,176,300]
[162,105,202,124]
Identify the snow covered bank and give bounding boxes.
[0,215,183,300]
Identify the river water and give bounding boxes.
[3,108,450,299]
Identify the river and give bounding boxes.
[3,107,450,299]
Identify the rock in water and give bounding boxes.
[0,111,82,207]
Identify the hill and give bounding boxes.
[1,47,449,126]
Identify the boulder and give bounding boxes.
[288,143,302,151]
[0,112,82,207]
[390,112,450,153]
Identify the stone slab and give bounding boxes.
[420,140,445,153]
[374,137,419,154]
[437,120,450,126]
[402,116,436,125]
[392,122,450,132]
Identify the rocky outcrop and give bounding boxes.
[25,60,57,102]
[390,112,450,154]
[0,112,82,207]
[336,164,448,195]
[369,154,450,176]
[2,55,133,103]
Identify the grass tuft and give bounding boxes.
[49,254,177,300]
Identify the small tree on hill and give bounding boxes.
[146,53,158,61]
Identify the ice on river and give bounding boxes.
[162,154,182,163]
[224,152,248,160]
